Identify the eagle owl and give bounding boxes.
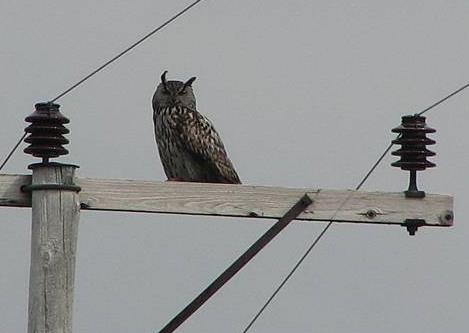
[152,71,241,184]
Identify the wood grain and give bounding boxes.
[0,174,453,226]
[26,166,80,333]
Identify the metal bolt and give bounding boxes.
[249,209,263,217]
[366,209,377,219]
[439,210,454,226]
[363,208,382,219]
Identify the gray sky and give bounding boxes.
[1,1,468,332]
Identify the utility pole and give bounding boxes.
[23,103,81,333]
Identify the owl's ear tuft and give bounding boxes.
[161,71,169,90]
[183,76,197,89]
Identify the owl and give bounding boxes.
[152,71,241,184]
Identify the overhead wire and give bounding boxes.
[241,82,469,332]
[0,0,205,172]
[50,0,205,103]
[418,82,469,116]
[0,133,27,171]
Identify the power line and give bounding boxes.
[241,221,333,333]
[0,133,27,171]
[418,82,469,116]
[50,0,205,103]
[241,81,469,332]
[0,0,205,172]
[241,151,379,332]
[354,141,395,190]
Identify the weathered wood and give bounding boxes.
[27,166,80,333]
[0,174,30,206]
[0,174,453,226]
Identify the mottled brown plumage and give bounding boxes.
[152,71,241,184]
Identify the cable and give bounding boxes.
[418,82,469,116]
[50,0,204,103]
[241,221,333,333]
[241,146,387,332]
[0,0,205,172]
[0,133,27,172]
[241,164,371,333]
[241,81,469,332]
[355,141,395,190]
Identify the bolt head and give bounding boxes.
[439,210,454,226]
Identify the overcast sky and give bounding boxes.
[1,1,468,332]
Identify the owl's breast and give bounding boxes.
[153,107,198,179]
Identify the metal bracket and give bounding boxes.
[21,184,81,192]
[22,162,81,192]
[28,162,79,170]
[402,218,426,236]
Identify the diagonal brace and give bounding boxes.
[158,194,313,333]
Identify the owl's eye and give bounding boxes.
[178,90,187,95]
[162,90,170,95]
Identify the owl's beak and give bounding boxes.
[170,96,179,105]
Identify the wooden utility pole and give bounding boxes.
[26,163,80,333]
[20,102,81,333]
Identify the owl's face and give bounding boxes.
[153,72,197,110]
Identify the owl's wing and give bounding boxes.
[177,107,241,184]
